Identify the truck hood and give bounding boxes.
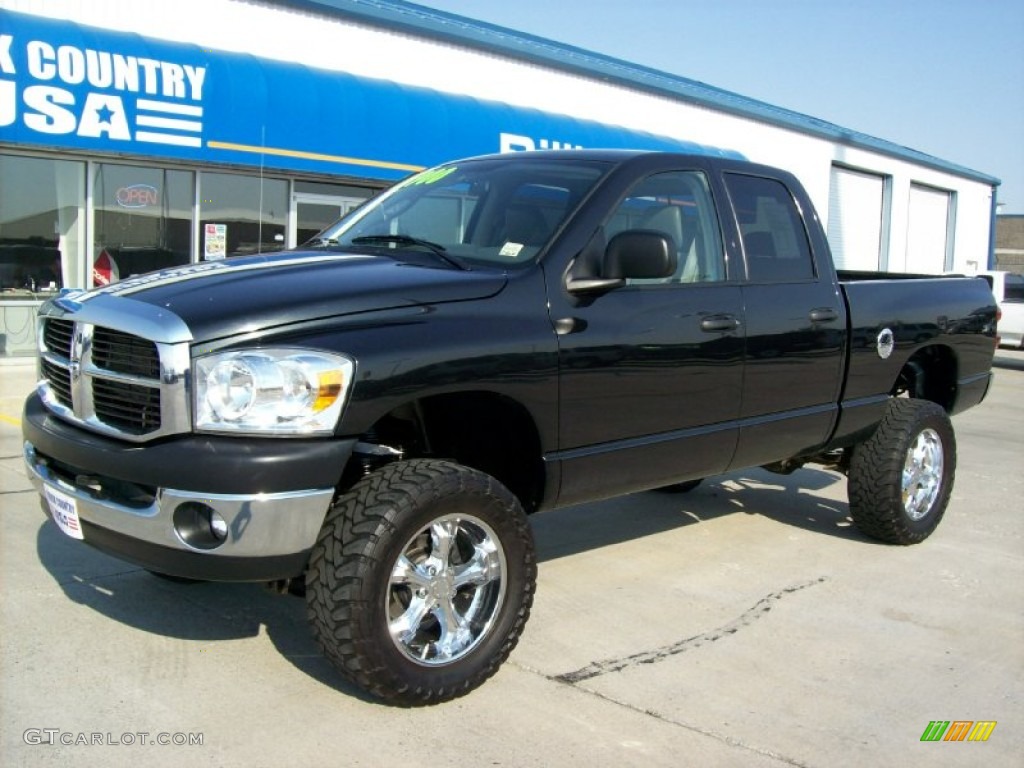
[71,249,508,342]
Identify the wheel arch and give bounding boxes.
[892,344,959,411]
[348,390,548,513]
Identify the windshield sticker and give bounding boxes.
[499,242,525,259]
[401,166,458,188]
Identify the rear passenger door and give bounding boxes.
[721,172,846,468]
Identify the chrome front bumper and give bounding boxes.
[25,440,334,560]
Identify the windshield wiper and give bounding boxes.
[351,234,468,270]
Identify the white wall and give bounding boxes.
[1,0,994,273]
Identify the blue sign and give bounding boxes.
[0,10,741,181]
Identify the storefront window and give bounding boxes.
[92,164,194,285]
[199,173,287,259]
[0,153,368,358]
[0,154,85,356]
[1,154,85,296]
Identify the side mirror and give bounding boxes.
[605,230,676,279]
[566,230,676,294]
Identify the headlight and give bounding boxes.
[194,349,354,435]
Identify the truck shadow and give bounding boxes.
[33,465,863,702]
[993,353,1024,371]
[34,522,380,704]
[532,466,867,561]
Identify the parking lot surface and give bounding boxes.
[2,351,1022,767]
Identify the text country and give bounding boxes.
[0,34,205,148]
[0,35,206,99]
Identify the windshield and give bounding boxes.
[314,157,609,267]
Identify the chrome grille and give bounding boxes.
[43,317,75,358]
[92,327,161,378]
[92,378,162,434]
[41,357,73,409]
[38,313,191,443]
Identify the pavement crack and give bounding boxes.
[511,656,814,768]
[552,577,829,684]
[569,686,812,768]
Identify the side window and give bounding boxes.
[607,171,725,285]
[724,174,815,282]
[1005,274,1024,302]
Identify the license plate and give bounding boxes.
[43,483,84,540]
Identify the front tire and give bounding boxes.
[306,459,536,705]
[848,398,956,544]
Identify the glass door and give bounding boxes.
[291,193,366,248]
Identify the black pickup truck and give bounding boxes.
[23,150,997,704]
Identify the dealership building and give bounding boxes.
[0,0,1001,358]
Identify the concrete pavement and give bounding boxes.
[1,352,1022,767]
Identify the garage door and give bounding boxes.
[906,184,953,274]
[827,166,886,271]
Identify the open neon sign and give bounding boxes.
[116,183,158,208]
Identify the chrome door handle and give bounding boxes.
[700,314,740,332]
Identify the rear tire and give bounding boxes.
[306,459,536,705]
[848,398,956,544]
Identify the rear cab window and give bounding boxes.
[724,173,816,282]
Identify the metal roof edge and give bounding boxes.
[270,0,1000,187]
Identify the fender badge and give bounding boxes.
[876,328,895,359]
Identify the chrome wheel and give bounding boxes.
[849,398,956,545]
[387,513,507,666]
[307,460,535,704]
[902,427,944,521]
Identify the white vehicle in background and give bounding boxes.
[976,271,1024,348]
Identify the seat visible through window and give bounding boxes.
[503,204,549,246]
[605,170,725,286]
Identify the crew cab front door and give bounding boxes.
[549,169,745,506]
